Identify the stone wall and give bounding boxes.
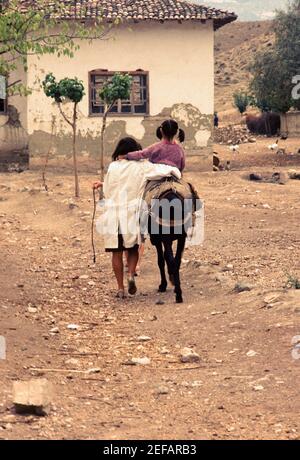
[281,111,300,137]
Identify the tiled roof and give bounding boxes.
[20,1,237,29]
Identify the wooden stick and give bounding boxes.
[121,365,205,371]
[29,368,95,374]
[0,420,34,425]
[58,352,100,356]
[161,366,204,371]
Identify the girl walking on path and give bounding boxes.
[93,136,182,299]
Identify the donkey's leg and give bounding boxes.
[155,241,168,293]
[163,239,181,301]
[173,236,186,303]
[163,240,175,286]
[175,235,186,272]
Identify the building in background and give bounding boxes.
[0,0,237,169]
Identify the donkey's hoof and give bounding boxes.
[176,296,183,304]
[158,284,167,293]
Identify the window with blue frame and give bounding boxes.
[89,70,149,116]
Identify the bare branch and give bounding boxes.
[58,103,73,128]
[7,80,21,88]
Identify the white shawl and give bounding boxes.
[96,160,181,249]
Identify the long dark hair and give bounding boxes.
[156,119,185,143]
[112,137,142,161]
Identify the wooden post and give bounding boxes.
[58,102,80,198]
[99,101,114,200]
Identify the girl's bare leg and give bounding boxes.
[112,252,125,294]
[124,250,129,271]
[136,243,145,273]
[127,247,139,295]
[127,248,139,278]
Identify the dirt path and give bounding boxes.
[0,139,300,439]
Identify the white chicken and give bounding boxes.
[268,139,279,151]
[230,144,239,152]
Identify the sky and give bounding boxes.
[201,0,288,21]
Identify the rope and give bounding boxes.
[91,188,97,264]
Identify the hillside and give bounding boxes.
[214,20,275,116]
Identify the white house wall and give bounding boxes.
[27,20,214,158]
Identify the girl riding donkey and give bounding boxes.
[125,119,186,172]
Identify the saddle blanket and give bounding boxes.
[141,177,204,246]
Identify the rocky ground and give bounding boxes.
[0,138,300,440]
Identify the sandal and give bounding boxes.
[128,277,137,296]
[116,290,126,299]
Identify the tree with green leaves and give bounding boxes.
[250,50,293,114]
[233,91,252,115]
[98,73,132,198]
[0,0,113,95]
[42,73,85,198]
[250,0,300,114]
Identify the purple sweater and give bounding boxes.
[126,141,186,172]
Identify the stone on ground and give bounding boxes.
[130,357,151,366]
[180,347,201,363]
[234,282,254,293]
[13,378,53,416]
[288,170,300,180]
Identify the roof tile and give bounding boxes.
[20,1,237,29]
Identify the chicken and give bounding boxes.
[268,139,279,151]
[230,144,239,152]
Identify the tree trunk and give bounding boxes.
[72,103,80,198]
[42,116,56,192]
[284,112,289,136]
[99,104,109,201]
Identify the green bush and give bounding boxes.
[43,73,85,104]
[99,73,132,105]
[286,273,300,290]
[233,91,252,114]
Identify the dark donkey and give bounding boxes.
[142,178,197,303]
